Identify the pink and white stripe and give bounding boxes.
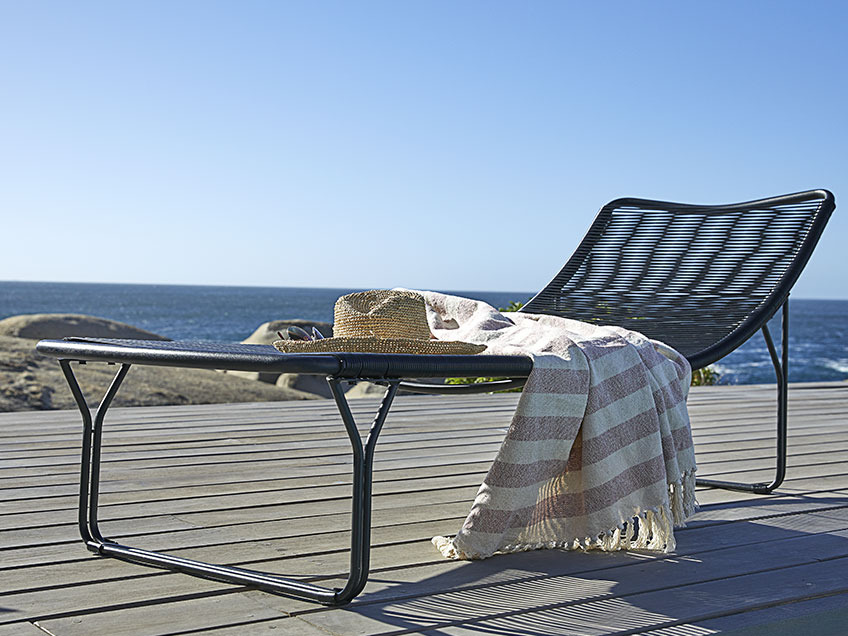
[418,291,697,560]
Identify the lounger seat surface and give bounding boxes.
[36,337,534,378]
[33,336,534,606]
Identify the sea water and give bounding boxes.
[1,281,846,385]
[0,281,528,343]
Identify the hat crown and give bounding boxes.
[333,290,431,341]
[273,289,485,354]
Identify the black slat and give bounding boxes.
[522,190,835,370]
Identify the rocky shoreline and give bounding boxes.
[0,314,387,412]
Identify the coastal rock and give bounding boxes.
[343,380,445,399]
[344,381,391,399]
[222,319,335,387]
[225,370,283,384]
[0,314,169,341]
[242,319,333,345]
[276,373,345,398]
[0,334,320,412]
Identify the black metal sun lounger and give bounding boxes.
[36,189,834,605]
[517,189,834,494]
[34,337,533,606]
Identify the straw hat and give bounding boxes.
[272,290,485,355]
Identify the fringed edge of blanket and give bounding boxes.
[433,469,698,560]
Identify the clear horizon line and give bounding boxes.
[1,278,846,302]
[0,278,537,296]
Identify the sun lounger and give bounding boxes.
[36,188,834,605]
[35,337,532,605]
[401,189,835,494]
[516,189,834,494]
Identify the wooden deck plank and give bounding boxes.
[4,399,845,453]
[5,463,848,563]
[4,446,847,531]
[1,383,847,635]
[1,383,843,444]
[4,469,848,551]
[4,432,847,506]
[3,406,845,481]
[451,557,848,636]
[6,431,848,514]
[23,514,848,635]
[9,500,848,599]
[3,430,846,507]
[0,624,47,636]
[299,558,848,635]
[34,594,299,636]
[641,591,848,635]
[4,393,844,450]
[4,511,848,632]
[294,507,848,609]
[4,464,839,548]
[7,415,843,462]
[3,412,844,474]
[3,492,846,628]
[5,486,848,583]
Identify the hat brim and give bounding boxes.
[272,337,486,355]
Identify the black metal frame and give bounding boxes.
[520,190,835,495]
[61,359,402,606]
[39,338,531,605]
[695,300,789,494]
[405,306,793,494]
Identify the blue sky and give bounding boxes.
[2,1,846,297]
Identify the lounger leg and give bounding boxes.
[327,378,400,603]
[57,360,399,606]
[696,300,789,494]
[60,360,131,548]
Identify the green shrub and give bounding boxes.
[444,376,524,392]
[498,300,526,312]
[691,366,721,386]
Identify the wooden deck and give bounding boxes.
[2,382,848,635]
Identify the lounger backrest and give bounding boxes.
[521,189,835,370]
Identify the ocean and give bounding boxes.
[1,281,846,386]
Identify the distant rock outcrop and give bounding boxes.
[223,319,336,386]
[276,372,339,398]
[0,314,169,341]
[0,334,319,412]
[242,319,334,345]
[0,312,445,411]
[239,318,443,398]
[344,381,393,399]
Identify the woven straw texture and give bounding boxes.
[273,290,485,355]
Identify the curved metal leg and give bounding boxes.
[328,378,399,604]
[60,361,130,548]
[696,300,789,494]
[57,358,399,606]
[88,364,132,543]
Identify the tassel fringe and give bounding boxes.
[433,468,699,560]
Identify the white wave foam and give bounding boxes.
[710,363,733,376]
[821,359,848,375]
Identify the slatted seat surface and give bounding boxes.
[522,190,834,369]
[35,337,534,379]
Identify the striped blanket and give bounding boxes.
[418,291,698,560]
